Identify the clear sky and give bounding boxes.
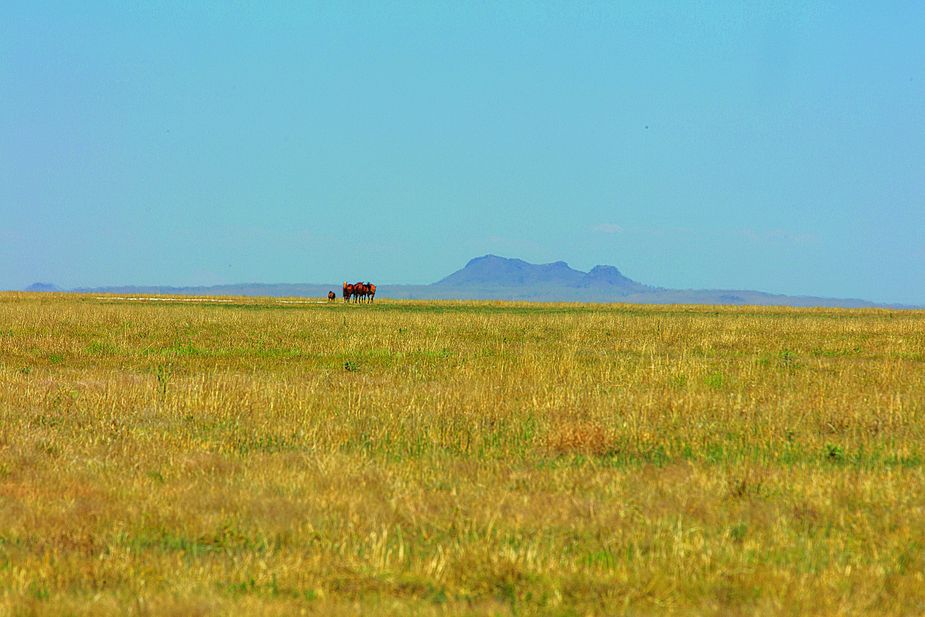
[2,2,923,303]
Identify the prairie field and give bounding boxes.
[1,292,923,616]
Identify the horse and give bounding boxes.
[327,291,336,302]
[342,280,376,303]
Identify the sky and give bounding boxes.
[1,2,923,304]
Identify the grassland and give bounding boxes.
[1,293,923,616]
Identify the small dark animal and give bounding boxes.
[327,291,336,302]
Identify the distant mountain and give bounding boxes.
[24,282,60,292]
[397,255,902,307]
[435,255,586,287]
[579,265,648,291]
[435,255,651,294]
[21,256,917,308]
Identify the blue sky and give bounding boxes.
[2,2,923,303]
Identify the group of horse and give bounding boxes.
[328,281,377,303]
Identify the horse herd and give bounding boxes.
[329,281,377,303]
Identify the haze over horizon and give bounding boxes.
[2,3,923,305]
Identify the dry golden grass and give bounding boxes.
[1,292,923,615]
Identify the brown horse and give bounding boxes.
[327,291,336,302]
[342,280,377,303]
[352,281,368,303]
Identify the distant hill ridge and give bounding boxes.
[21,255,917,308]
[435,254,651,293]
[24,282,61,292]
